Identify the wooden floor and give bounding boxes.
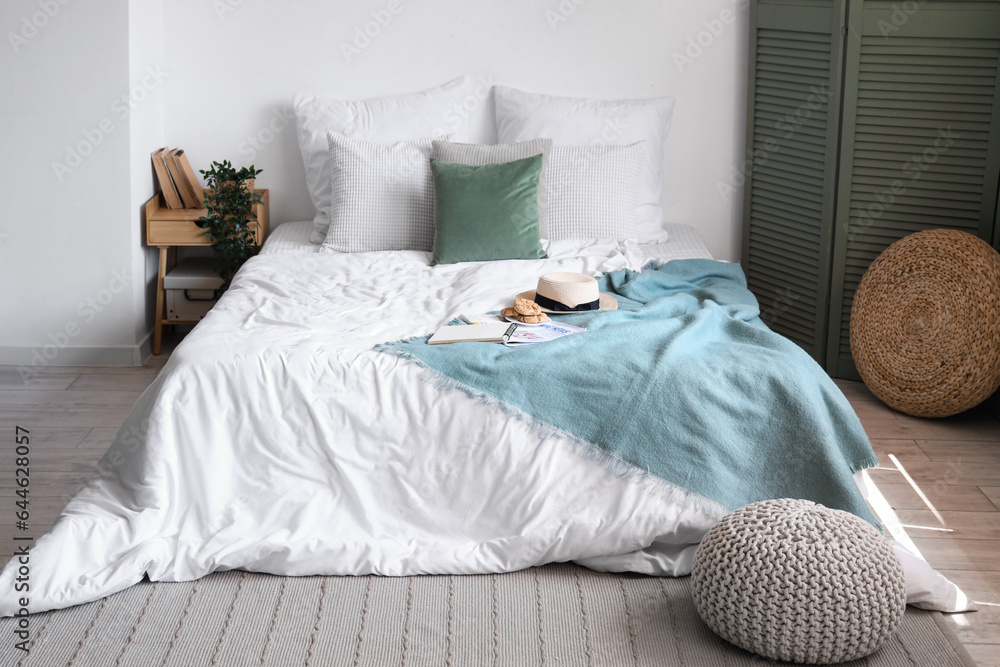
[0,333,998,665]
[835,379,1000,667]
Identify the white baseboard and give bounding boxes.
[0,342,148,369]
[133,329,153,366]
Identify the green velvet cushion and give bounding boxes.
[430,154,548,265]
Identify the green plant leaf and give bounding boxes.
[198,159,263,291]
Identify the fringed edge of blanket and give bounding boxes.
[374,342,730,522]
[850,452,886,532]
[854,454,882,477]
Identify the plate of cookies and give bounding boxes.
[501,298,549,325]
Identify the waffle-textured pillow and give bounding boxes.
[430,154,547,265]
[494,85,674,240]
[432,139,552,237]
[691,499,906,664]
[320,132,443,253]
[545,142,645,241]
[294,77,473,244]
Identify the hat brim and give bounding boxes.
[515,290,618,314]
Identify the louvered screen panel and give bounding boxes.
[827,5,1000,378]
[743,1,843,361]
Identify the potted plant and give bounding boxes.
[198,160,263,289]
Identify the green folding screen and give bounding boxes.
[743,0,1000,378]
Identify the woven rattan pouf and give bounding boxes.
[691,499,906,664]
[850,228,1000,417]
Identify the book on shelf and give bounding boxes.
[166,148,201,208]
[173,149,205,207]
[428,322,517,345]
[151,148,183,209]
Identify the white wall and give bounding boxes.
[160,0,748,260]
[0,0,748,367]
[127,0,166,346]
[0,0,139,367]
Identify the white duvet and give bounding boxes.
[2,239,729,615]
[0,237,970,615]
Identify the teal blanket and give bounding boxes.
[380,260,878,524]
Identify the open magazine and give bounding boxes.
[505,321,586,346]
[459,313,586,346]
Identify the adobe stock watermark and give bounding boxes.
[442,75,491,129]
[877,0,927,38]
[844,127,957,242]
[213,0,249,21]
[716,84,832,201]
[388,75,493,182]
[16,268,133,384]
[206,459,276,534]
[759,286,800,329]
[930,459,965,500]
[544,116,631,198]
[545,0,589,32]
[340,0,416,63]
[51,65,168,182]
[555,117,629,171]
[673,0,748,73]
[50,409,165,510]
[7,0,72,54]
[237,107,295,162]
[87,414,154,485]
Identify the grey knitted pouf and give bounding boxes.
[690,499,906,664]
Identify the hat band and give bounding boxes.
[534,294,600,312]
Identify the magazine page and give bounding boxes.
[506,321,586,346]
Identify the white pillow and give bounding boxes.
[545,142,646,241]
[494,85,675,241]
[431,138,552,237]
[294,77,473,244]
[320,132,447,254]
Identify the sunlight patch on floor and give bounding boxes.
[861,456,979,613]
[899,524,954,534]
[888,454,946,527]
[856,468,925,558]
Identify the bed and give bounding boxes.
[0,219,931,615]
[0,80,968,617]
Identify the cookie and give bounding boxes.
[501,307,518,318]
[514,298,542,316]
[517,313,548,324]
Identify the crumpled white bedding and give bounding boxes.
[2,238,728,616]
[0,234,970,615]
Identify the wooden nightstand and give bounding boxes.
[144,189,269,354]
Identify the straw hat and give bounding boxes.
[516,272,618,313]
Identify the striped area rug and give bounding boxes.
[0,564,974,666]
